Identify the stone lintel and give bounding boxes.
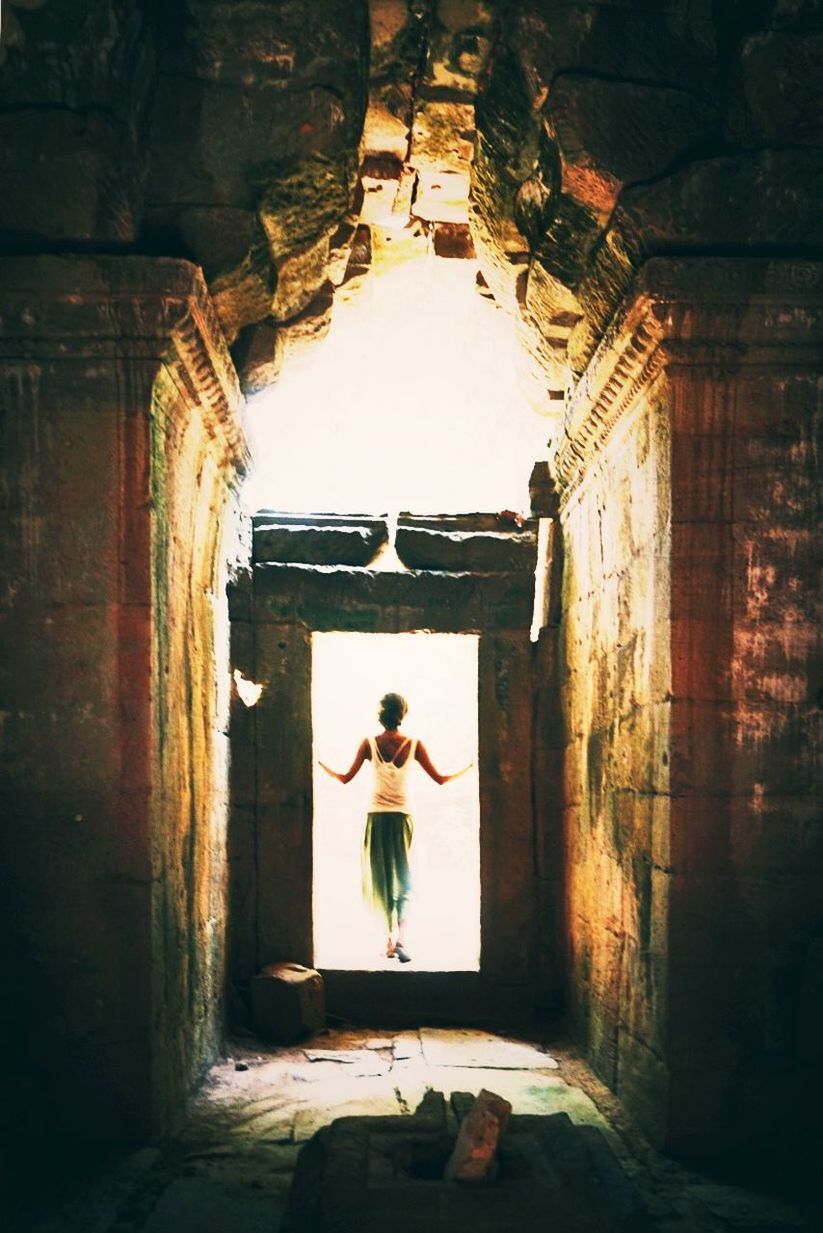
[249,560,535,632]
[0,254,249,477]
[555,257,823,503]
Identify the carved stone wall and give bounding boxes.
[0,257,248,1152]
[472,2,823,409]
[555,258,823,1154]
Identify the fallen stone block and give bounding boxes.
[251,962,325,1043]
[443,1089,512,1183]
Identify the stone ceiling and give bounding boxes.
[1,1,821,419]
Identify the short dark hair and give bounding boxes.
[378,692,407,729]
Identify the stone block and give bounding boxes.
[232,317,284,397]
[412,168,471,223]
[210,239,277,344]
[546,76,717,214]
[395,526,536,572]
[271,235,331,322]
[362,83,411,162]
[0,109,142,244]
[432,222,475,259]
[410,97,475,177]
[251,963,325,1043]
[254,523,387,566]
[279,281,336,361]
[178,206,260,279]
[726,30,823,148]
[443,1089,512,1182]
[573,150,823,368]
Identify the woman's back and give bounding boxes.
[374,730,415,766]
[369,735,417,810]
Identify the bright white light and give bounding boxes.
[232,668,264,707]
[243,251,547,515]
[312,632,480,971]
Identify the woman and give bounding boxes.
[319,692,471,963]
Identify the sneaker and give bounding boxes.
[394,943,411,964]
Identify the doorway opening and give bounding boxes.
[312,631,480,972]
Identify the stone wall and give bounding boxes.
[556,318,672,1140]
[0,0,371,390]
[0,257,248,1155]
[472,1,823,407]
[554,258,823,1156]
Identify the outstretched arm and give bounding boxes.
[319,738,370,784]
[415,741,473,785]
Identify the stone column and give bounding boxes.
[0,257,248,1151]
[554,258,823,1153]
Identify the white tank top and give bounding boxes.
[368,736,418,811]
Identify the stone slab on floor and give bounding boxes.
[281,1097,655,1233]
[419,1027,559,1070]
[140,1178,278,1233]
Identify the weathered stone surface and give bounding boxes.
[0,109,144,245]
[363,82,413,161]
[424,1,496,96]
[143,3,369,347]
[471,2,823,390]
[432,221,475,258]
[471,40,537,310]
[178,207,260,280]
[545,76,718,219]
[411,98,476,176]
[254,524,387,566]
[360,156,404,225]
[0,256,247,1153]
[283,1106,652,1232]
[557,258,823,1157]
[270,233,332,322]
[569,149,823,370]
[443,1089,512,1181]
[395,526,537,572]
[369,0,426,82]
[278,280,336,361]
[232,317,284,397]
[364,0,494,229]
[251,963,325,1043]
[0,0,153,244]
[511,2,718,106]
[726,30,823,147]
[210,235,277,344]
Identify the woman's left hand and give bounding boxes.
[447,762,473,782]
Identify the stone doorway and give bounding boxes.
[228,512,550,1027]
[312,631,481,973]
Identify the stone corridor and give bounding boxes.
[2,2,822,1225]
[16,1028,814,1233]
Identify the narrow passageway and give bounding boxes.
[2,3,822,1227]
[27,1028,810,1233]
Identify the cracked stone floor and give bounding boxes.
[12,1028,818,1233]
